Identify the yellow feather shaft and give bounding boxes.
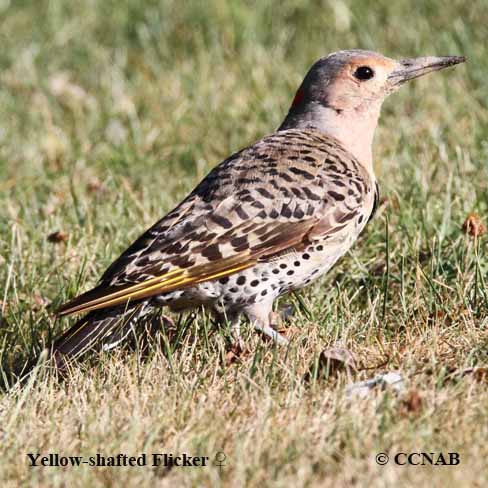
[58,269,187,315]
[61,257,255,315]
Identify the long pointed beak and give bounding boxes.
[388,55,465,86]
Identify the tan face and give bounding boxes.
[299,50,465,113]
[324,54,399,111]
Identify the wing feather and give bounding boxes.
[57,129,372,318]
[57,219,318,316]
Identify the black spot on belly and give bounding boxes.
[236,276,246,285]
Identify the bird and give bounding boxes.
[51,50,465,371]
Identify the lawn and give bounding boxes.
[0,0,487,486]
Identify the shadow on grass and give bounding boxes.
[0,310,212,393]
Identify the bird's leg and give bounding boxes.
[230,318,244,351]
[225,311,245,351]
[213,308,244,351]
[244,301,290,346]
[268,303,296,339]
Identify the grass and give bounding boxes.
[0,0,487,486]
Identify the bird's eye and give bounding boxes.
[353,66,375,81]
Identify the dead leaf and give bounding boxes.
[86,177,106,194]
[460,367,488,383]
[403,389,423,413]
[462,213,486,237]
[225,343,246,366]
[427,309,452,327]
[47,231,68,244]
[306,347,357,381]
[370,261,386,276]
[321,347,356,372]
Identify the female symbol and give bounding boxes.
[213,451,227,473]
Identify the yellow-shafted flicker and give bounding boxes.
[52,50,465,370]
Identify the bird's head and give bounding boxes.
[280,49,465,170]
[288,50,465,113]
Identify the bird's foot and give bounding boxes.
[254,321,290,346]
[268,304,295,341]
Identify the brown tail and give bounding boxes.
[52,303,147,372]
